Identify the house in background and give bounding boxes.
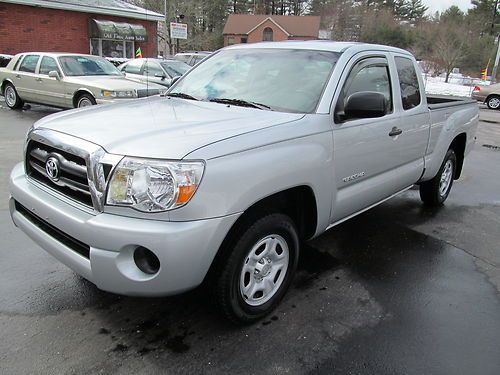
[0,0,163,58]
[222,14,321,46]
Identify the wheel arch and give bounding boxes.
[203,185,318,284]
[449,133,466,179]
[72,89,95,108]
[1,79,14,95]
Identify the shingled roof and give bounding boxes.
[223,14,321,37]
[0,0,164,21]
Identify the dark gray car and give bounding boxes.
[119,58,190,87]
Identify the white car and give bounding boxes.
[0,52,166,109]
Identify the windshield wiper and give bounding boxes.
[209,98,271,110]
[166,92,199,101]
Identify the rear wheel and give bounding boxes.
[75,93,96,108]
[214,213,299,324]
[419,149,456,206]
[486,95,500,110]
[3,83,23,109]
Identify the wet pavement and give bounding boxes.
[1,102,500,374]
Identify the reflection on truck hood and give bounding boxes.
[65,75,164,91]
[33,96,305,159]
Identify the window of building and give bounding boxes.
[39,57,60,75]
[263,27,273,41]
[395,56,421,110]
[241,37,248,43]
[19,55,40,73]
[90,38,135,58]
[227,36,235,45]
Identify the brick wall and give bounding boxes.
[247,19,289,44]
[0,3,157,56]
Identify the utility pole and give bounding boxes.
[164,0,169,56]
[492,34,500,83]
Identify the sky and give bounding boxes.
[422,0,473,15]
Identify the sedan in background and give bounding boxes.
[118,58,190,87]
[0,53,166,109]
[472,83,500,110]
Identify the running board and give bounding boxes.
[325,185,414,231]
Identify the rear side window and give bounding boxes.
[123,59,143,74]
[19,55,40,73]
[39,57,59,75]
[395,57,421,110]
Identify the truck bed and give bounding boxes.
[427,94,477,110]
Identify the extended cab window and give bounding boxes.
[395,57,421,110]
[19,55,40,73]
[39,57,59,75]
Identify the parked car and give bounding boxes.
[10,42,478,324]
[174,51,211,66]
[0,54,13,68]
[118,58,190,87]
[0,53,167,109]
[471,83,500,109]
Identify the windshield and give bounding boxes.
[170,49,340,113]
[160,61,190,77]
[58,55,122,76]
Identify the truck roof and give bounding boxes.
[224,40,413,56]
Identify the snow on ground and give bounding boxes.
[423,75,474,98]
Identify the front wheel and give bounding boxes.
[214,213,299,324]
[3,83,24,109]
[419,149,457,206]
[486,95,500,110]
[75,93,96,108]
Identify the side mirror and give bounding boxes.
[48,70,61,80]
[154,72,166,80]
[343,91,387,121]
[170,76,181,86]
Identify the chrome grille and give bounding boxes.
[25,129,123,212]
[136,88,160,98]
[26,140,93,207]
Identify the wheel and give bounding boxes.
[3,83,24,109]
[486,95,500,110]
[75,93,96,108]
[214,213,299,324]
[419,149,457,206]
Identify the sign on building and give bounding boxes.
[170,22,187,40]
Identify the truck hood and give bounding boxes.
[65,75,164,90]
[34,96,304,159]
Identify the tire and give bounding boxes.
[419,149,457,206]
[486,95,500,110]
[75,93,96,108]
[214,213,299,324]
[3,83,24,109]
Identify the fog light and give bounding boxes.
[133,247,160,275]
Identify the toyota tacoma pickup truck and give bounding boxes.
[9,42,479,324]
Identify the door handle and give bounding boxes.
[15,74,21,79]
[35,78,42,82]
[389,127,403,137]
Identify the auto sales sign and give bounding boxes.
[170,23,188,40]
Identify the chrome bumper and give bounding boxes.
[10,163,239,296]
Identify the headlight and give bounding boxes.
[106,157,204,212]
[101,90,135,98]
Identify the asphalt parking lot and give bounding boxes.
[1,101,500,375]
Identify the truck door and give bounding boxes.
[330,54,417,223]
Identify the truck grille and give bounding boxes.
[25,140,93,207]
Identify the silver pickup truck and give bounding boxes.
[9,42,478,324]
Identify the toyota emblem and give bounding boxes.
[45,157,60,182]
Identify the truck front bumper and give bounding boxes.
[9,163,240,297]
